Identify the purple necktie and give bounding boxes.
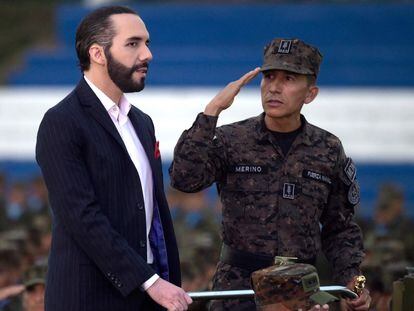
[148,198,169,281]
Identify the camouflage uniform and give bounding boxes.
[170,113,364,308]
[169,37,364,310]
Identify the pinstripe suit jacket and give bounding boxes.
[36,78,181,311]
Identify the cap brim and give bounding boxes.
[260,65,315,76]
[310,291,339,305]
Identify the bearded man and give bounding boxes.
[36,6,191,311]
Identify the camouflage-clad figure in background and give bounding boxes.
[170,38,371,310]
[359,184,414,309]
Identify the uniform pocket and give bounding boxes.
[301,180,331,205]
[224,173,269,192]
[299,180,331,223]
[221,174,272,224]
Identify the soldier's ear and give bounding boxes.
[304,86,318,105]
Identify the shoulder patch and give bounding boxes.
[344,158,357,183]
[348,182,360,205]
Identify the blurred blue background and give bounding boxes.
[8,4,414,87]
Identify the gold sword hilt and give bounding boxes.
[353,275,366,296]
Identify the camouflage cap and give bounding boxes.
[251,263,338,310]
[23,263,47,289]
[260,38,323,76]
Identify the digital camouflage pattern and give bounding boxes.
[210,261,256,310]
[169,113,364,309]
[252,263,337,310]
[260,38,323,76]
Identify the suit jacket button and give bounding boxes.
[140,240,146,248]
[137,203,144,210]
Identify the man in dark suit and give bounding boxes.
[36,6,192,311]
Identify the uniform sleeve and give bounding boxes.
[169,113,226,193]
[36,110,155,297]
[320,142,365,285]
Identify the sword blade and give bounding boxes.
[188,286,358,301]
[188,289,254,300]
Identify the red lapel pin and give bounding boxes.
[154,141,160,159]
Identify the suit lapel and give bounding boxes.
[76,78,160,191]
[75,79,127,153]
[129,109,167,210]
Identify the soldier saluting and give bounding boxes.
[169,37,371,310]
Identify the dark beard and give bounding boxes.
[105,50,148,93]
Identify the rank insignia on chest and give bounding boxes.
[283,183,295,200]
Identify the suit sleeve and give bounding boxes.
[169,113,226,193]
[36,109,155,297]
[320,142,365,285]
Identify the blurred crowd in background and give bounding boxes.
[0,171,412,311]
[0,174,49,311]
[357,184,414,310]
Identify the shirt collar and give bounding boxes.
[255,113,313,146]
[84,76,131,124]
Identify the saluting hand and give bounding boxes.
[146,278,192,311]
[204,67,261,117]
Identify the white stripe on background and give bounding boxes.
[0,86,413,162]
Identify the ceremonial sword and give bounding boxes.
[188,286,358,301]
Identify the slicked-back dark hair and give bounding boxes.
[75,6,138,72]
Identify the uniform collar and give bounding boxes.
[255,113,314,146]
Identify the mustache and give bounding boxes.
[265,97,282,102]
[131,63,149,72]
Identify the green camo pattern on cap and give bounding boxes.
[252,263,338,310]
[260,38,323,76]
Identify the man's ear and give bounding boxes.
[88,44,106,67]
[304,86,319,105]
